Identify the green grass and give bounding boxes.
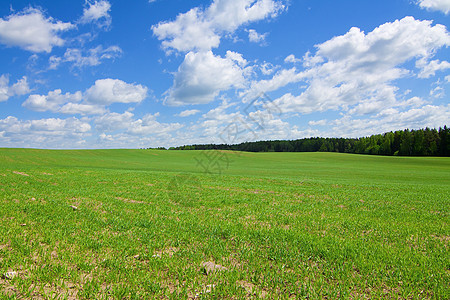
[0,148,448,299]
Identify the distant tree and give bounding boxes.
[318,140,329,152]
[380,132,393,155]
[439,126,449,156]
[392,130,402,154]
[167,126,448,157]
[412,130,425,155]
[399,130,413,156]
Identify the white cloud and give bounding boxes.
[94,111,183,139]
[325,105,450,138]
[94,111,135,132]
[416,58,450,78]
[284,54,301,64]
[198,101,247,143]
[248,29,267,43]
[0,116,91,148]
[152,0,285,52]
[99,133,114,141]
[127,113,183,136]
[48,56,62,70]
[177,109,201,117]
[201,100,238,125]
[242,67,304,102]
[22,79,147,114]
[0,75,30,102]
[188,99,317,145]
[253,117,297,140]
[153,8,220,53]
[260,62,278,75]
[165,51,247,105]
[348,98,393,115]
[417,0,450,14]
[29,117,91,132]
[59,103,106,115]
[9,76,31,96]
[226,50,249,67]
[0,7,74,53]
[308,119,327,126]
[0,111,183,149]
[207,0,285,31]
[23,89,83,112]
[50,45,122,69]
[85,79,148,105]
[80,0,112,28]
[0,76,10,102]
[430,86,445,98]
[268,17,450,115]
[398,96,428,107]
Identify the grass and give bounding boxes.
[0,148,449,299]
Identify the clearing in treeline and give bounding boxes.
[0,148,449,299]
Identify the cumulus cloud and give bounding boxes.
[325,105,450,138]
[267,17,450,115]
[247,29,267,43]
[284,54,301,64]
[259,62,278,75]
[59,103,106,115]
[0,7,74,53]
[417,0,450,14]
[154,1,287,108]
[201,100,238,126]
[94,111,134,132]
[188,99,315,145]
[152,0,285,52]
[85,79,148,105]
[242,67,304,102]
[399,96,428,107]
[0,116,91,148]
[196,101,248,143]
[416,58,450,78]
[0,75,31,102]
[23,90,106,115]
[23,89,83,112]
[80,0,112,28]
[50,45,122,69]
[95,111,183,137]
[165,51,248,105]
[22,79,147,114]
[127,113,184,136]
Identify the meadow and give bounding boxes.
[0,148,448,299]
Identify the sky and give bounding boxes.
[0,0,449,149]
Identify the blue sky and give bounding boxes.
[0,0,449,149]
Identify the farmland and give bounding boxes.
[0,148,449,299]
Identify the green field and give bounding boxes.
[0,149,449,299]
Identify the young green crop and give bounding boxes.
[0,148,449,299]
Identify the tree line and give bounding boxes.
[157,126,449,156]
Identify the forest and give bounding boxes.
[165,126,450,156]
